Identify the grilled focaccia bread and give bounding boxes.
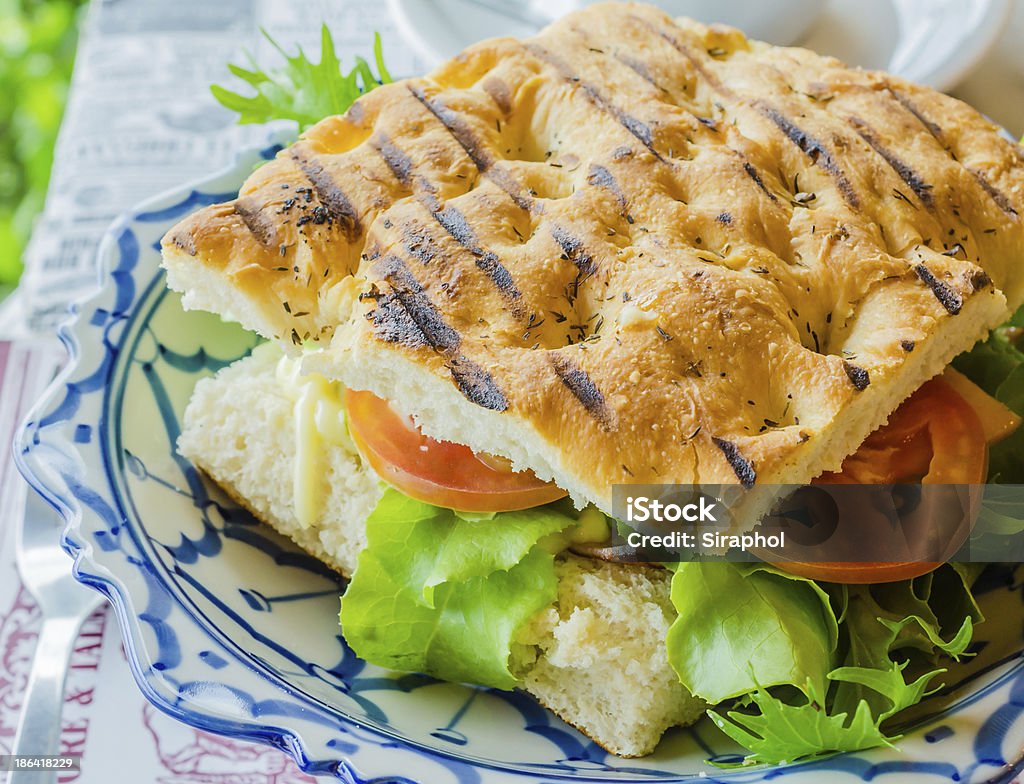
[177,346,707,756]
[163,2,1024,514]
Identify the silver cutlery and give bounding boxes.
[10,481,104,784]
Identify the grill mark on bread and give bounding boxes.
[370,132,444,207]
[437,208,522,304]
[481,76,512,114]
[711,437,756,487]
[565,23,667,93]
[168,230,197,256]
[367,255,508,410]
[847,116,934,208]
[447,356,509,411]
[430,201,482,247]
[344,101,364,124]
[551,224,598,298]
[755,102,860,208]
[889,89,944,140]
[370,255,461,349]
[409,85,533,212]
[523,42,663,162]
[409,86,493,171]
[551,224,597,275]
[291,152,362,240]
[742,161,778,202]
[914,263,963,314]
[550,354,616,430]
[419,194,523,308]
[635,16,733,98]
[233,198,278,247]
[586,164,627,207]
[369,132,415,186]
[970,168,1019,217]
[612,52,666,91]
[842,361,871,390]
[364,288,429,347]
[889,89,1018,218]
[401,222,441,265]
[970,270,993,291]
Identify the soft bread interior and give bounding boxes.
[178,343,378,574]
[516,556,707,756]
[177,346,706,756]
[164,256,307,357]
[163,256,273,341]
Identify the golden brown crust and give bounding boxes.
[162,2,1024,495]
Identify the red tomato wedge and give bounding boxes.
[942,368,1022,444]
[816,377,989,486]
[775,377,989,584]
[344,389,568,512]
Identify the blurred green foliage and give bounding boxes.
[0,0,86,293]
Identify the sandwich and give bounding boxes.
[160,2,1024,762]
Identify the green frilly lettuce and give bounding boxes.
[667,563,981,764]
[211,26,391,132]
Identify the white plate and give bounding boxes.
[389,0,1011,91]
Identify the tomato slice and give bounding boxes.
[816,377,988,486]
[942,368,1022,444]
[775,377,988,584]
[345,389,568,512]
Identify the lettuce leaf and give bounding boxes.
[666,563,837,704]
[709,668,926,764]
[339,488,577,689]
[976,484,1024,540]
[211,26,391,131]
[667,563,982,765]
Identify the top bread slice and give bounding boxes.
[162,2,1024,515]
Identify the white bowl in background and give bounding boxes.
[388,0,1011,92]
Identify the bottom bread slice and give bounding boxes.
[176,345,706,756]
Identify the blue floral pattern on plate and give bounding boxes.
[13,137,1024,783]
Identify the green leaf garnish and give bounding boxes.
[211,26,392,131]
[666,563,837,705]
